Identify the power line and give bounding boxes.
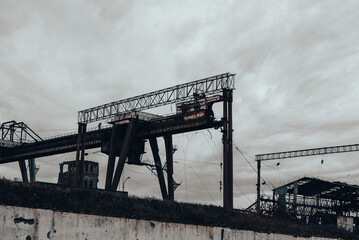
[233,141,273,192]
[261,161,298,178]
[189,164,218,205]
[233,180,252,204]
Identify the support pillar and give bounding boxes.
[293,181,298,214]
[164,135,174,201]
[150,137,168,200]
[223,89,233,209]
[105,125,120,190]
[256,160,261,214]
[28,158,36,183]
[74,123,87,187]
[111,121,134,191]
[18,160,28,183]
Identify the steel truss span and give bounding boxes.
[78,73,235,123]
[255,144,359,161]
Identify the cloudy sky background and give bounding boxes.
[1,0,359,209]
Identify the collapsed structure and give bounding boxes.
[58,160,99,189]
[256,177,359,233]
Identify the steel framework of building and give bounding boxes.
[78,73,235,123]
[250,177,359,233]
[255,144,359,214]
[0,73,236,209]
[255,144,359,161]
[0,121,41,183]
[75,73,235,208]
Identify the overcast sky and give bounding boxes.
[1,0,359,209]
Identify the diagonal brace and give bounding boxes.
[110,121,134,191]
[149,137,168,200]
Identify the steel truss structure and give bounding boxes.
[255,177,359,233]
[0,73,236,209]
[1,120,42,144]
[255,144,359,161]
[0,121,41,183]
[78,73,235,123]
[255,143,359,214]
[75,73,235,208]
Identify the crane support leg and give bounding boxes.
[164,135,174,201]
[111,121,134,191]
[150,137,168,200]
[223,89,233,209]
[18,160,28,183]
[74,123,87,187]
[256,160,261,214]
[28,158,36,183]
[105,125,120,190]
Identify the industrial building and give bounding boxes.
[58,160,99,189]
[257,177,359,233]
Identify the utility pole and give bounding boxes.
[123,176,130,191]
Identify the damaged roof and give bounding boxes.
[274,177,359,200]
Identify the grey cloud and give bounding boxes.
[1,0,359,209]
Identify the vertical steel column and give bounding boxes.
[18,160,28,183]
[78,123,87,186]
[222,90,228,208]
[74,123,87,187]
[105,124,120,190]
[228,90,233,209]
[111,121,134,191]
[164,135,174,201]
[223,89,233,209]
[256,160,261,214]
[150,137,168,200]
[28,158,36,183]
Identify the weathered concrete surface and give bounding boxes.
[0,205,336,240]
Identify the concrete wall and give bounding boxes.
[0,205,335,240]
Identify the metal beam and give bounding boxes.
[164,135,174,201]
[150,137,168,200]
[74,123,87,187]
[78,73,235,123]
[111,121,134,191]
[78,123,87,186]
[223,89,233,209]
[255,144,359,161]
[228,90,233,208]
[105,125,120,190]
[255,143,359,214]
[0,118,221,164]
[28,158,36,183]
[256,160,261,214]
[18,160,28,183]
[1,121,42,143]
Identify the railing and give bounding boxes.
[78,73,235,123]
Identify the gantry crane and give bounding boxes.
[0,73,236,209]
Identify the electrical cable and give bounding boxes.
[189,164,218,205]
[232,140,273,192]
[233,180,252,204]
[124,166,152,177]
[233,141,265,181]
[261,161,298,178]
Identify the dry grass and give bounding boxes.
[0,179,356,239]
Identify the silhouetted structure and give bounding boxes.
[58,160,99,189]
[253,177,359,233]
